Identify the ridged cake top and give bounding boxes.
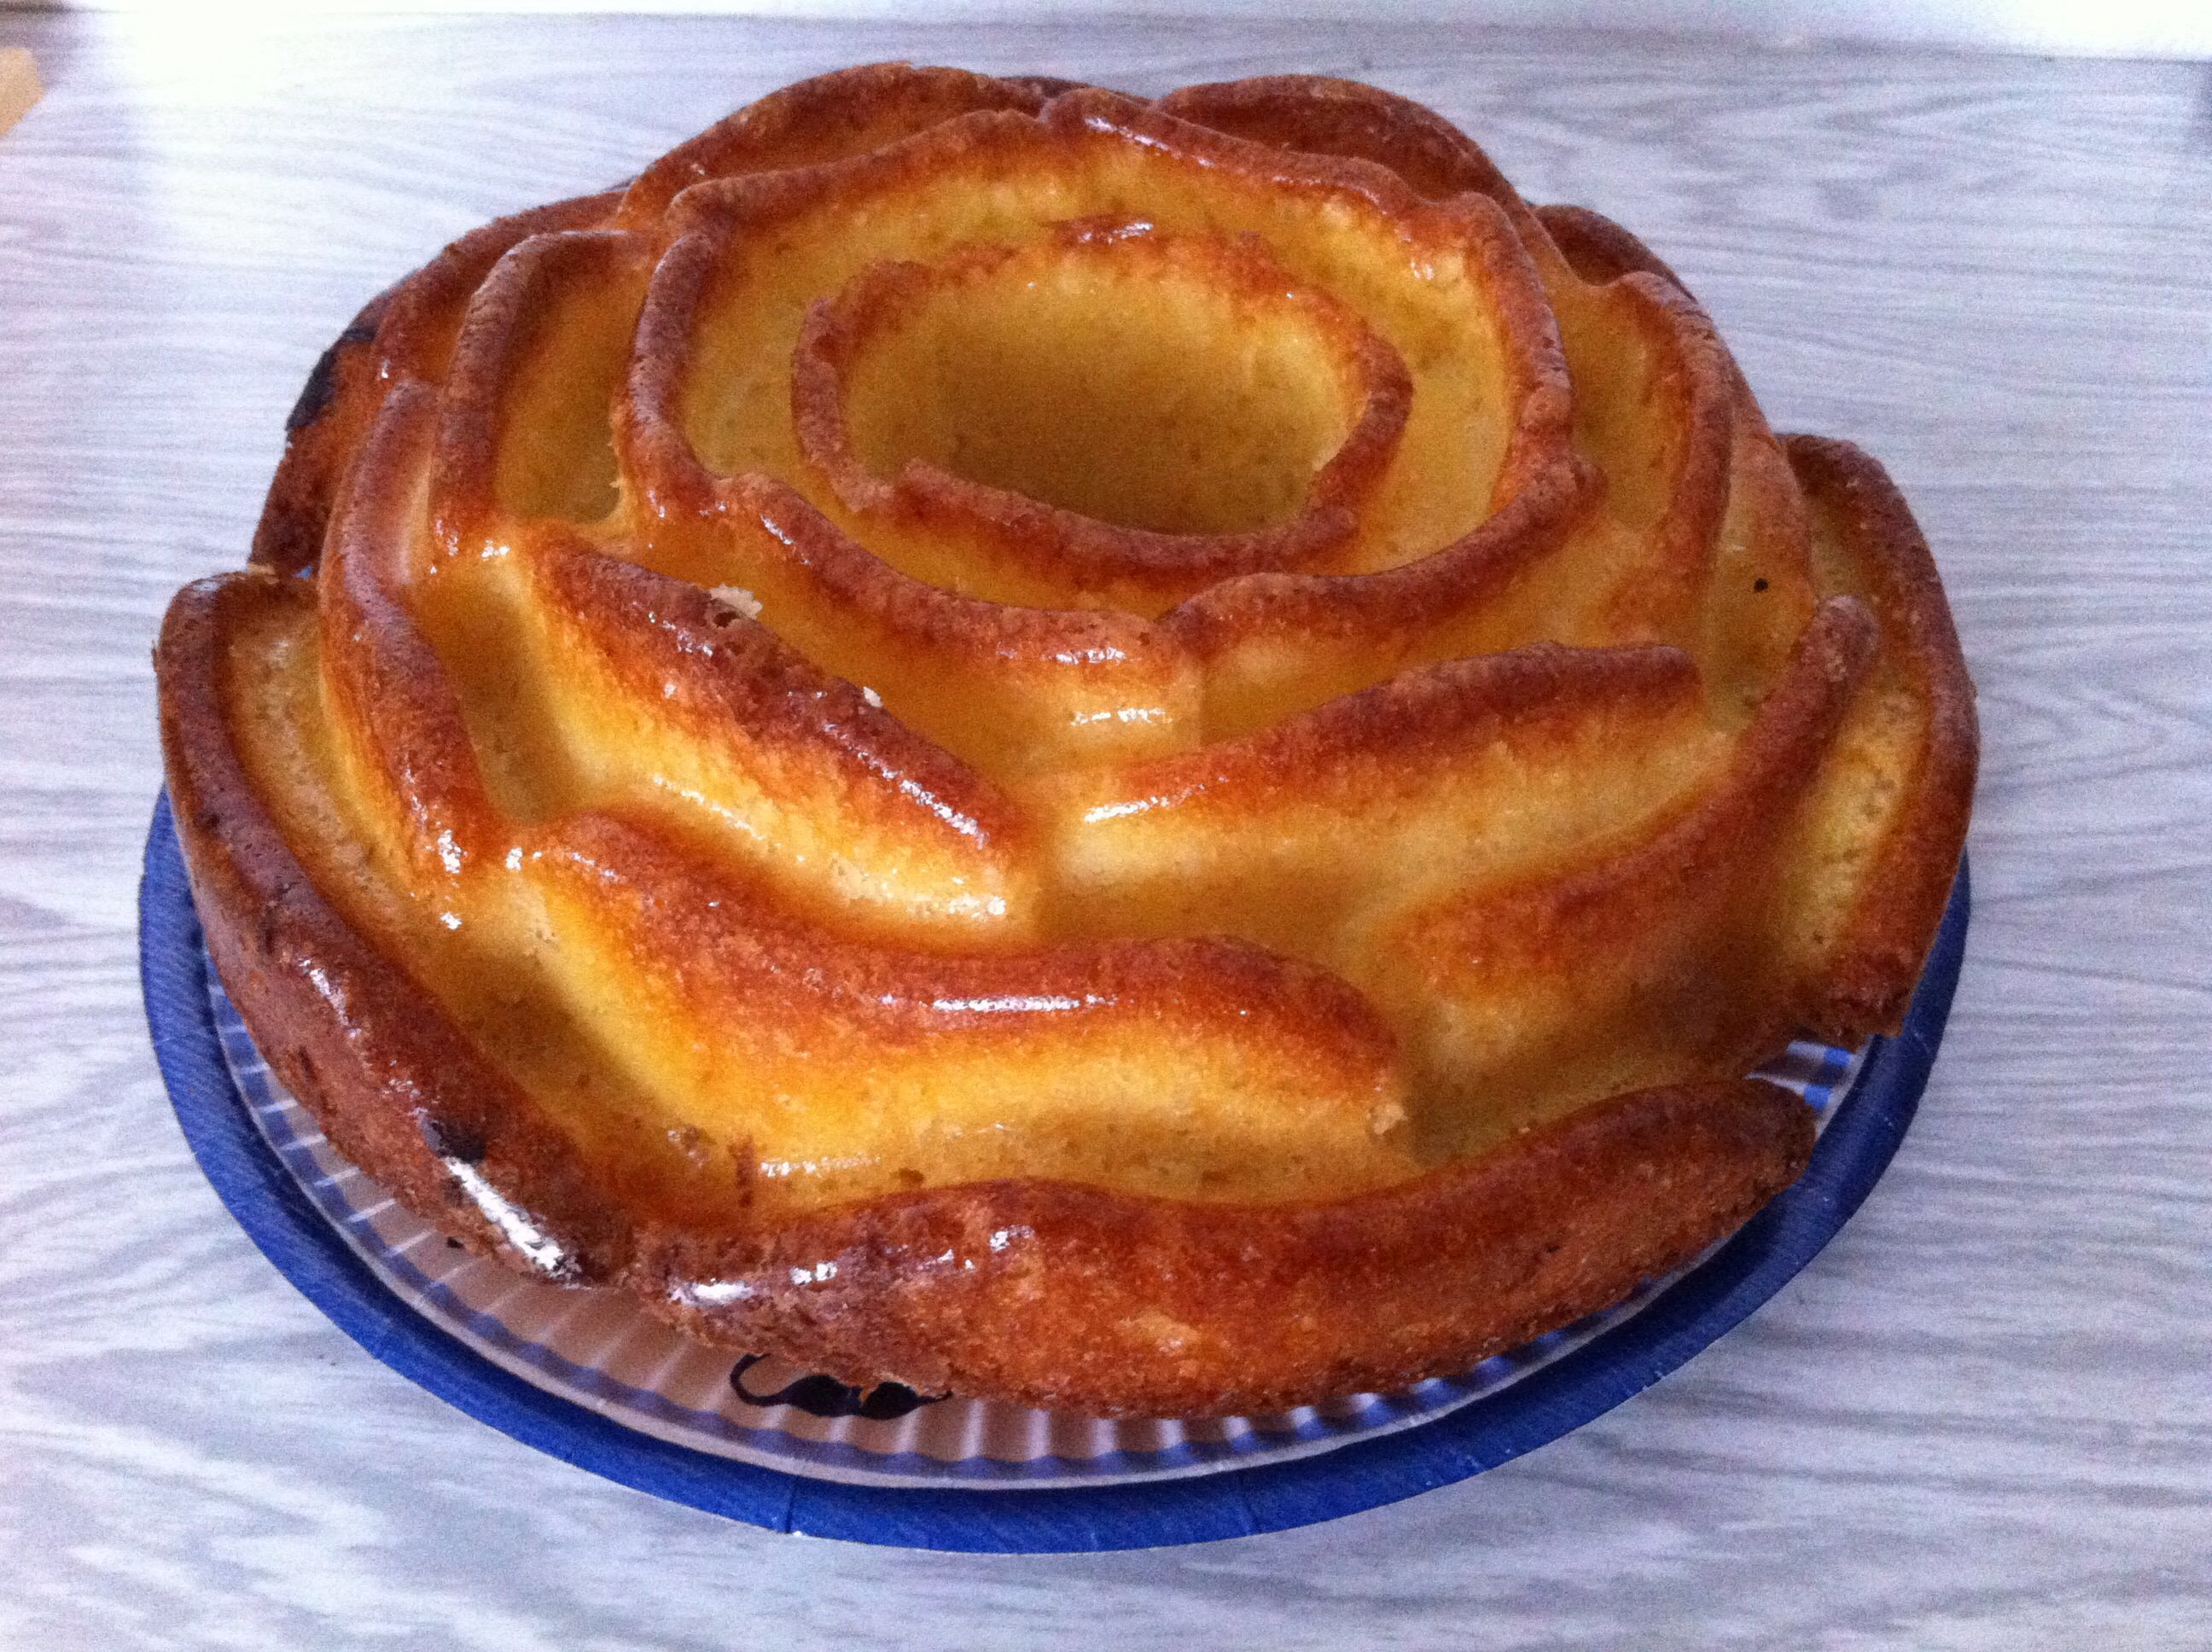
[158,67,1974,1413]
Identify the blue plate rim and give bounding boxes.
[139,792,1968,1553]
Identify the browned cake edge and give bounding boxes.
[156,573,634,1286]
[635,1080,1815,1417]
[1784,434,1979,1038]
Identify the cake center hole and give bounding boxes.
[830,234,1368,537]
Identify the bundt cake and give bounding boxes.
[155,67,1976,1417]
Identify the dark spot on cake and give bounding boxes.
[286,344,346,433]
[422,1115,488,1164]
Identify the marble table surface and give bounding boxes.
[2,10,2206,1648]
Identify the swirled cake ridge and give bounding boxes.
[156,66,1975,1416]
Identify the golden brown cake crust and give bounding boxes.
[1784,435,1980,1036]
[156,67,1973,1416]
[642,1080,1816,1416]
[157,573,633,1283]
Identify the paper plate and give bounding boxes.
[140,794,1967,1551]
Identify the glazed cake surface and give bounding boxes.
[155,67,1976,1416]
